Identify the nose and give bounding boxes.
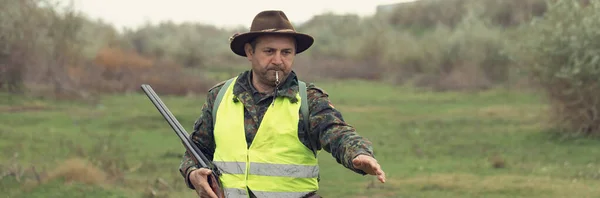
[271,51,283,65]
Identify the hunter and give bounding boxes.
[179,10,386,198]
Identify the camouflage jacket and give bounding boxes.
[178,70,375,190]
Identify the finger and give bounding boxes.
[192,170,218,198]
[209,175,223,197]
[377,170,386,183]
[198,179,218,198]
[199,191,217,198]
[199,168,213,176]
[371,162,382,174]
[197,190,208,198]
[370,162,386,183]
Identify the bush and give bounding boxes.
[387,0,548,30]
[293,13,386,81]
[0,0,43,93]
[377,13,514,91]
[0,0,93,98]
[122,22,240,69]
[73,47,216,96]
[519,0,600,136]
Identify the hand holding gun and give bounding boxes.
[141,84,225,198]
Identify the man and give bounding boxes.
[179,10,386,198]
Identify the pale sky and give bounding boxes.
[68,0,416,30]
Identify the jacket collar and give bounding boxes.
[233,70,300,103]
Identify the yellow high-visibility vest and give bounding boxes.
[212,76,319,198]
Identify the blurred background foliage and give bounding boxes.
[2,0,600,148]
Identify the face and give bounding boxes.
[244,34,296,87]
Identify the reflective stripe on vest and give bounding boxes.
[223,188,248,197]
[214,161,319,178]
[223,188,314,198]
[212,76,319,197]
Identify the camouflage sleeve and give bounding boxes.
[178,82,224,189]
[306,84,374,175]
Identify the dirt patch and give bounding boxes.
[336,105,396,113]
[477,105,542,118]
[0,105,51,113]
[43,158,108,185]
[3,158,112,193]
[442,105,547,120]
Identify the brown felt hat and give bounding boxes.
[229,10,314,57]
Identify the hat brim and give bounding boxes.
[230,31,314,57]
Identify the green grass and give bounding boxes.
[2,79,600,197]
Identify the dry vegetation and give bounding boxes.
[0,0,216,100]
[2,0,595,97]
[0,0,547,98]
[1,0,599,133]
[0,0,552,97]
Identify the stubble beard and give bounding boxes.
[263,70,287,87]
[257,65,288,87]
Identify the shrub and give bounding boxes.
[387,0,547,30]
[0,0,42,93]
[518,0,600,136]
[379,13,514,91]
[294,13,386,80]
[122,22,239,69]
[0,0,95,99]
[73,47,216,96]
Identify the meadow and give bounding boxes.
[3,78,600,198]
[3,0,600,197]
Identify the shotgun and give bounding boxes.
[140,84,225,198]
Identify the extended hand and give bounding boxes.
[352,154,386,183]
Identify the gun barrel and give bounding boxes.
[140,84,211,168]
[141,84,224,198]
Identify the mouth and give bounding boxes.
[269,70,281,76]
